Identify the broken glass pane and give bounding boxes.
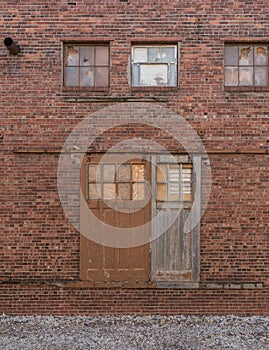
[80,46,95,66]
[132,183,145,200]
[157,164,167,183]
[132,164,145,181]
[103,164,116,181]
[140,64,168,86]
[133,47,147,63]
[118,183,131,200]
[156,184,167,201]
[118,164,131,181]
[66,46,79,66]
[255,66,268,86]
[96,46,109,66]
[65,67,79,86]
[239,67,253,86]
[224,46,238,66]
[225,67,238,86]
[95,67,109,86]
[103,183,116,200]
[80,67,94,86]
[148,47,161,63]
[161,47,175,63]
[89,183,101,199]
[239,46,253,66]
[254,46,268,65]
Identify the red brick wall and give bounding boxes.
[0,0,268,315]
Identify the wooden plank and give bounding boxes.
[192,156,201,282]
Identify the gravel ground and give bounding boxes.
[0,315,268,350]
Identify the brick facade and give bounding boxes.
[0,0,268,315]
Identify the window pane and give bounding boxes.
[239,46,253,66]
[103,164,116,181]
[161,47,176,63]
[157,184,167,201]
[66,46,79,66]
[225,67,238,86]
[224,46,238,65]
[118,164,131,181]
[133,47,147,63]
[168,63,177,86]
[65,67,79,86]
[254,46,268,65]
[132,183,145,200]
[89,183,101,199]
[103,183,116,200]
[132,164,145,181]
[132,64,140,86]
[80,67,94,86]
[95,67,109,86]
[148,47,161,63]
[80,46,95,66]
[140,64,168,86]
[96,46,109,66]
[88,164,101,182]
[169,164,180,182]
[157,164,167,183]
[239,67,253,86]
[255,66,268,86]
[118,183,131,200]
[169,182,179,196]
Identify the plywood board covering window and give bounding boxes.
[156,163,192,202]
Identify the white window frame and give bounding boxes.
[131,44,178,87]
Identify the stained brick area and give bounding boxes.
[0,0,268,315]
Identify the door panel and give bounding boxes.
[80,154,151,282]
[151,155,200,283]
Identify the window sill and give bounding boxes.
[131,86,179,92]
[225,86,269,92]
[62,86,109,93]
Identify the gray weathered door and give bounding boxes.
[151,155,201,284]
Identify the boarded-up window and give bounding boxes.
[64,44,109,87]
[156,163,192,202]
[132,45,178,87]
[224,44,269,86]
[87,161,146,201]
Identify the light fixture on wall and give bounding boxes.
[4,37,20,55]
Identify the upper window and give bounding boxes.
[131,45,178,87]
[224,44,269,87]
[63,44,109,87]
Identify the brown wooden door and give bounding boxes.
[80,154,151,282]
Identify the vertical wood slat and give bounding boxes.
[191,156,201,282]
